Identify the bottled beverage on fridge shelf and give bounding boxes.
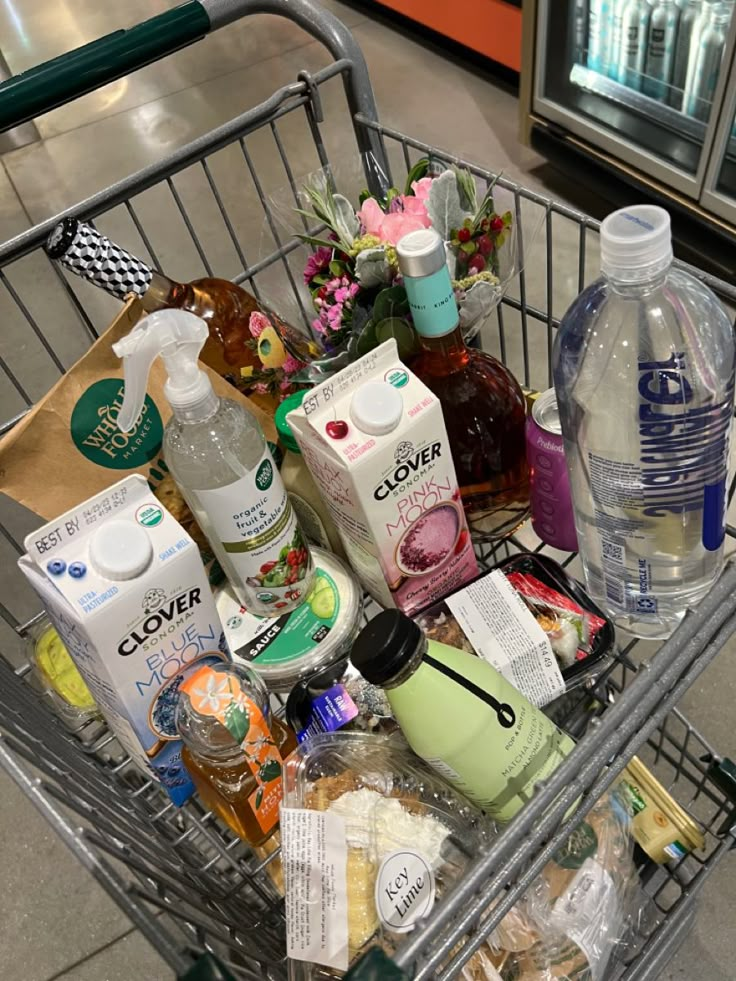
[670,0,705,108]
[619,0,652,90]
[553,205,735,639]
[113,308,315,616]
[588,0,613,72]
[350,610,575,823]
[643,0,680,100]
[177,660,296,845]
[45,217,264,398]
[573,0,590,60]
[396,228,529,542]
[607,0,631,81]
[683,1,733,120]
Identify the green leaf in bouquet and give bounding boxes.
[358,188,372,205]
[355,318,378,357]
[427,170,469,242]
[296,231,342,252]
[373,284,410,324]
[460,241,477,255]
[375,318,419,360]
[329,260,348,277]
[259,759,283,783]
[355,247,392,288]
[333,193,361,243]
[385,187,401,209]
[452,166,477,213]
[224,702,250,744]
[472,171,503,229]
[403,157,430,195]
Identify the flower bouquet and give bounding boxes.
[254,156,526,384]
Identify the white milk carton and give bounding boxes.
[18,475,230,805]
[287,340,478,615]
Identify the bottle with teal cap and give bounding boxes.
[397,228,529,542]
[350,609,574,822]
[277,390,345,558]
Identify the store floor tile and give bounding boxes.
[0,770,134,981]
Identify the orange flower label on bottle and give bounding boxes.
[181,665,283,835]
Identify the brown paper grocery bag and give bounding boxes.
[0,296,277,521]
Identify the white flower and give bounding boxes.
[192,673,231,713]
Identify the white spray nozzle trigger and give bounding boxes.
[112,309,212,432]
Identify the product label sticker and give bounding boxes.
[282,807,349,971]
[375,849,436,934]
[197,449,311,609]
[180,665,283,834]
[217,568,340,665]
[446,569,565,707]
[549,857,620,981]
[296,684,360,743]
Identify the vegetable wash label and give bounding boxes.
[197,448,311,610]
[181,665,283,834]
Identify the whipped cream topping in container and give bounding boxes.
[216,548,363,692]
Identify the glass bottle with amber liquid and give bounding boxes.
[396,228,529,540]
[176,661,296,846]
[45,217,265,399]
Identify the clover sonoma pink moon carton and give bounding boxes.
[18,474,231,805]
[286,340,478,615]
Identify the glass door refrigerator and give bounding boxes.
[524,0,736,226]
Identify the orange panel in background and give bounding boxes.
[374,0,523,72]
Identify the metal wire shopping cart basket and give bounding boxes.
[1,2,735,978]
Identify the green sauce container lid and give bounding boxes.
[275,389,308,455]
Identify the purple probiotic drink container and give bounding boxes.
[526,389,578,552]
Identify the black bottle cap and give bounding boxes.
[350,609,424,686]
[45,216,80,258]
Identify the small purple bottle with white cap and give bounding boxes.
[553,205,735,639]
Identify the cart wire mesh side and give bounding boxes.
[0,4,735,980]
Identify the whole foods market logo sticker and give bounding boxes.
[255,458,274,491]
[71,378,163,470]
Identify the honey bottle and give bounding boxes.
[176,661,296,845]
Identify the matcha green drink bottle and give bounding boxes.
[350,610,574,822]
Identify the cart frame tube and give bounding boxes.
[0,0,389,186]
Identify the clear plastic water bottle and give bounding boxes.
[553,206,735,638]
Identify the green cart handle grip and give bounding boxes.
[0,1,211,133]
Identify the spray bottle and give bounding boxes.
[114,309,314,616]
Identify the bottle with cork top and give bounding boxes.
[396,228,529,542]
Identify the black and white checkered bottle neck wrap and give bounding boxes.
[46,218,154,300]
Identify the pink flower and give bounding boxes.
[253,382,269,394]
[357,195,430,245]
[357,197,385,237]
[303,246,332,283]
[279,378,293,391]
[377,212,430,245]
[411,177,433,202]
[249,311,271,338]
[282,354,305,375]
[401,196,430,221]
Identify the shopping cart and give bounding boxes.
[0,2,735,979]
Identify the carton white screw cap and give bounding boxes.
[350,381,403,435]
[89,519,153,581]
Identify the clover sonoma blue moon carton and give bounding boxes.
[18,474,231,805]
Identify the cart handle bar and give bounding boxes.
[0,0,388,182]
